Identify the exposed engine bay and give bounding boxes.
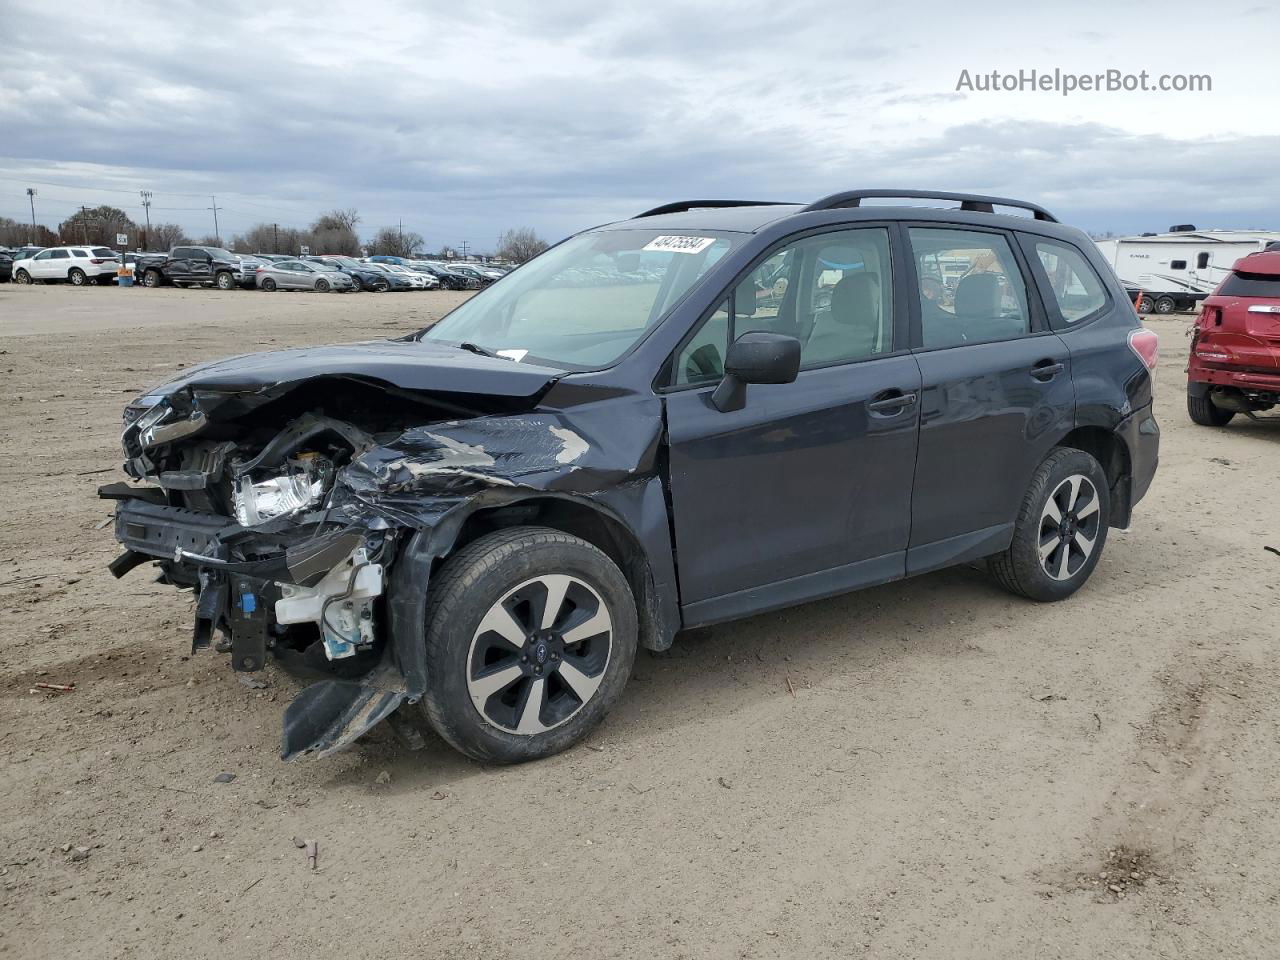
[101,342,677,761]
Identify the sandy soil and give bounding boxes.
[1,283,1278,959]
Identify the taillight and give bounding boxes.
[1128,328,1159,371]
[89,258,107,264]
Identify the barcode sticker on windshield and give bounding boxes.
[643,235,716,255]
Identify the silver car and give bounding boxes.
[255,259,355,292]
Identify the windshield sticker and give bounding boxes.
[496,348,529,362]
[642,235,716,255]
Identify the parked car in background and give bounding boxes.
[367,255,408,266]
[10,245,45,264]
[355,262,417,292]
[376,263,429,289]
[419,262,480,290]
[0,250,12,283]
[401,261,442,288]
[255,258,355,292]
[251,253,291,262]
[12,246,123,285]
[235,254,272,287]
[455,262,507,282]
[304,256,398,292]
[136,246,246,290]
[440,263,497,286]
[1187,249,1280,426]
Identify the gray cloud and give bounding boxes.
[1,0,1274,246]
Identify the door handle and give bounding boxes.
[867,390,918,414]
[1030,360,1065,381]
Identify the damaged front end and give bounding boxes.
[103,344,672,760]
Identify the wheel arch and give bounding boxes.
[441,495,670,652]
[1056,425,1133,528]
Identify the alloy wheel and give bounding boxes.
[1038,474,1101,581]
[466,574,613,735]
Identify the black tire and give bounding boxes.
[1155,296,1176,314]
[143,269,161,288]
[1136,296,1153,314]
[989,447,1110,602]
[215,271,234,290]
[316,278,330,293]
[260,277,277,292]
[418,527,638,763]
[15,269,31,284]
[349,275,363,291]
[373,278,389,292]
[68,267,86,286]
[1187,387,1235,426]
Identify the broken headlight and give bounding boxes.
[233,457,334,526]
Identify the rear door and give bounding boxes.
[904,225,1074,572]
[664,225,922,623]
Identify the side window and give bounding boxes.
[1170,259,1187,271]
[1196,252,1210,270]
[673,227,894,384]
[1033,239,1108,323]
[70,249,89,258]
[50,250,70,259]
[908,228,1029,349]
[33,250,52,261]
[172,247,191,259]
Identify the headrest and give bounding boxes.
[953,272,1002,319]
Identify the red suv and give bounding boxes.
[1187,250,1280,425]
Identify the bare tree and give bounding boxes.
[0,216,56,246]
[368,226,424,258]
[309,209,360,255]
[145,223,190,251]
[496,227,549,263]
[196,234,224,248]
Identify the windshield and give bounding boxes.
[310,262,341,272]
[421,229,736,368]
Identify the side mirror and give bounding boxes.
[711,331,801,412]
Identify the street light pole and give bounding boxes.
[26,187,37,243]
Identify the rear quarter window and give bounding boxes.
[1032,239,1108,323]
[1217,271,1280,298]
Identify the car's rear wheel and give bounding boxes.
[215,272,234,290]
[418,527,638,763]
[349,275,363,291]
[989,447,1110,602]
[260,277,276,291]
[68,268,86,286]
[316,278,330,293]
[1187,387,1235,426]
[1155,296,1176,314]
[15,269,31,284]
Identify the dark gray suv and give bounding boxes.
[104,190,1160,764]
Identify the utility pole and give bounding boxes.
[140,190,152,247]
[461,240,470,259]
[398,218,404,254]
[26,187,37,242]
[79,206,90,244]
[273,223,279,254]
[208,195,223,244]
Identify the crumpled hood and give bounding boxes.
[149,339,564,400]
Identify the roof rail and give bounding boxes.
[802,190,1058,223]
[633,199,792,219]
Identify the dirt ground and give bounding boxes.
[2,283,1278,959]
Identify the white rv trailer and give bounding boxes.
[1094,229,1280,313]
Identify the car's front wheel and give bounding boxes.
[316,278,330,292]
[419,527,638,763]
[989,447,1110,602]
[215,272,235,290]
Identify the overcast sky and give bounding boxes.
[1,0,1276,250]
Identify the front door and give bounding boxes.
[904,225,1075,572]
[664,226,922,624]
